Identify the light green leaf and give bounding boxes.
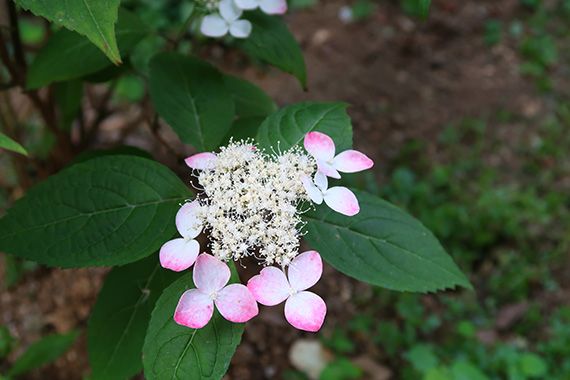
[149,53,235,151]
[143,269,244,380]
[238,12,307,88]
[519,353,547,377]
[88,255,181,380]
[256,102,352,152]
[8,331,78,377]
[304,190,471,292]
[0,155,191,267]
[14,0,122,64]
[450,360,489,380]
[0,132,27,156]
[27,9,148,89]
[223,75,276,118]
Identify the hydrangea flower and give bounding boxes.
[304,131,374,179]
[200,0,252,39]
[160,133,374,331]
[234,0,287,15]
[159,201,203,272]
[174,254,259,328]
[301,171,359,216]
[247,251,326,332]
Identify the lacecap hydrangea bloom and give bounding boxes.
[198,0,287,39]
[159,132,373,332]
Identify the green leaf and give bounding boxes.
[519,353,547,377]
[223,75,276,118]
[27,9,148,89]
[405,344,439,372]
[8,331,78,377]
[319,358,362,380]
[0,132,27,156]
[304,190,471,292]
[149,53,235,151]
[238,12,307,88]
[450,360,489,380]
[0,155,191,267]
[256,102,352,152]
[88,255,181,380]
[143,269,244,380]
[14,0,122,64]
[54,80,83,131]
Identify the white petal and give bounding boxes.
[332,150,374,173]
[174,289,214,329]
[193,254,231,293]
[284,291,326,332]
[229,20,252,38]
[317,160,341,179]
[234,0,259,10]
[288,251,323,291]
[301,175,323,204]
[304,132,335,162]
[159,238,199,272]
[175,201,202,239]
[247,267,290,306]
[314,171,328,192]
[219,0,242,22]
[323,187,360,216]
[215,283,259,323]
[260,0,287,14]
[200,15,228,38]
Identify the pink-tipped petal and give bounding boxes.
[260,0,287,14]
[193,254,231,293]
[176,201,202,239]
[284,291,327,332]
[301,175,323,204]
[159,238,199,272]
[304,132,335,162]
[323,187,360,216]
[174,289,214,329]
[288,251,323,291]
[247,267,290,306]
[215,284,259,323]
[317,160,341,179]
[184,152,217,170]
[333,150,374,173]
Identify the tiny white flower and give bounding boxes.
[200,0,252,39]
[234,0,287,15]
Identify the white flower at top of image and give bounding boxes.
[200,0,252,39]
[234,0,287,15]
[304,131,374,179]
[301,171,360,216]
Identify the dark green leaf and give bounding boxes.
[223,75,276,118]
[143,270,244,380]
[54,80,83,131]
[0,132,27,156]
[256,102,352,152]
[0,155,191,267]
[88,255,181,380]
[14,0,122,63]
[8,331,78,377]
[71,146,153,165]
[149,53,235,151]
[304,190,471,292]
[223,117,266,144]
[238,12,307,88]
[27,9,148,89]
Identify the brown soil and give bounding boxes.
[0,0,560,379]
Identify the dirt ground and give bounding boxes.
[0,0,560,379]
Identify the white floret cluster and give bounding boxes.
[194,141,316,266]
